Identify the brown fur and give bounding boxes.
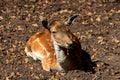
[25,30,59,71]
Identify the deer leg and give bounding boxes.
[41,58,51,71]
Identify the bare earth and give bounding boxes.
[0,0,120,80]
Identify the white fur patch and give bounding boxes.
[30,52,43,60]
[25,47,43,60]
[53,41,66,63]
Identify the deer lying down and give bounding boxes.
[25,15,82,72]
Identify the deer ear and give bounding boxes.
[65,15,78,26]
[42,20,50,30]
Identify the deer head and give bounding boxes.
[42,15,79,49]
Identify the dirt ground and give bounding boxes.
[0,0,120,80]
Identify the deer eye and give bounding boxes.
[51,31,57,34]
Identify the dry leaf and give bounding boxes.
[17,26,23,30]
[32,23,38,27]
[0,16,3,20]
[112,38,120,43]
[97,36,105,44]
[87,12,92,16]
[10,16,16,19]
[116,10,120,13]
[96,16,101,22]
[24,58,29,63]
[81,21,88,25]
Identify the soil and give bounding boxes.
[0,0,120,80]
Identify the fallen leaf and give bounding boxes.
[0,16,3,20]
[112,38,120,43]
[81,21,88,25]
[116,10,120,13]
[10,16,16,19]
[96,16,101,22]
[97,36,105,44]
[24,58,29,63]
[87,12,92,16]
[32,23,38,27]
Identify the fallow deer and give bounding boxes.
[25,15,83,72]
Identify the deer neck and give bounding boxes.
[53,41,67,63]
